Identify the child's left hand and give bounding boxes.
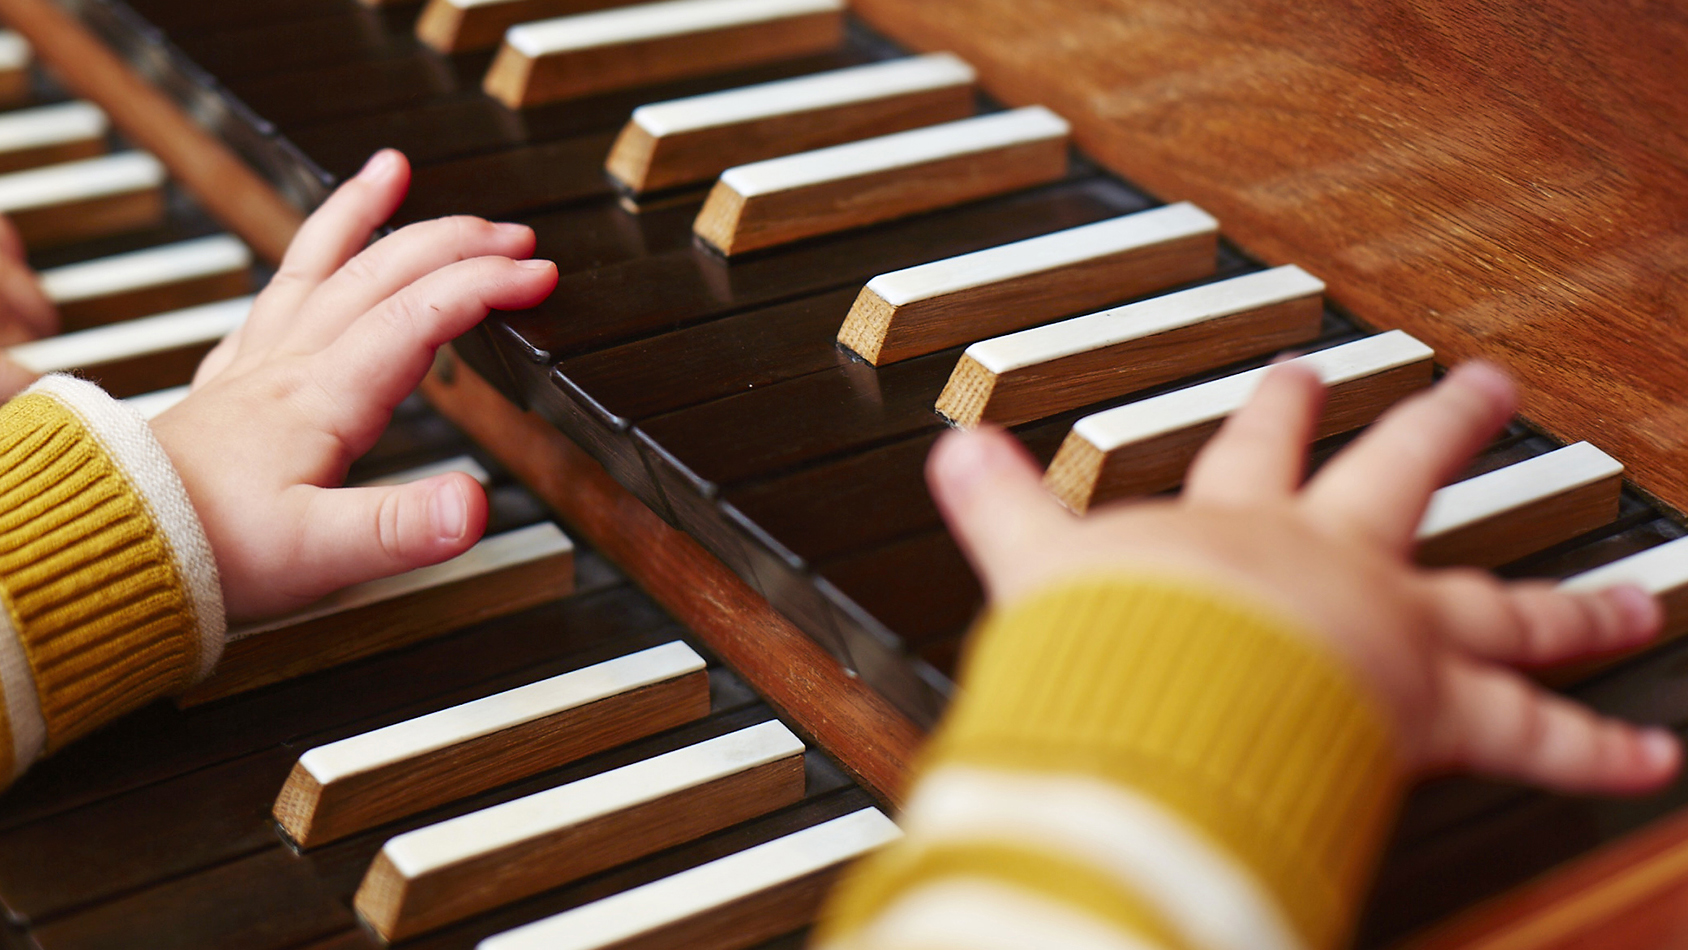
[150,150,557,620]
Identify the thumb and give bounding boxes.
[284,473,488,606]
[927,426,1069,599]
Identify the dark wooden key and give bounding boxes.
[504,175,1136,364]
[169,11,422,83]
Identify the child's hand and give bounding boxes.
[150,150,557,620]
[0,214,57,398]
[0,213,56,346]
[929,362,1680,795]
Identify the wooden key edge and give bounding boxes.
[354,746,807,941]
[607,81,977,195]
[180,539,575,707]
[1043,353,1435,511]
[695,131,1070,256]
[935,290,1322,428]
[273,668,711,849]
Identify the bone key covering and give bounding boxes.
[478,807,902,950]
[1560,536,1688,670]
[0,31,30,106]
[607,53,978,194]
[39,234,252,329]
[694,106,1072,256]
[354,720,807,940]
[274,642,712,848]
[1416,441,1623,567]
[0,101,108,174]
[483,0,846,109]
[935,264,1326,427]
[838,203,1221,366]
[181,522,576,705]
[6,296,251,398]
[417,0,650,53]
[0,151,166,246]
[1045,330,1435,511]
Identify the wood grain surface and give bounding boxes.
[849,0,1688,516]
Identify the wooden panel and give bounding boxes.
[849,0,1688,516]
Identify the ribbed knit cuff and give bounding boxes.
[924,578,1401,950]
[0,375,222,775]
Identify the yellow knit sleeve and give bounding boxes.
[818,577,1403,950]
[0,375,223,786]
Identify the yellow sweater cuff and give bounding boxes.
[0,376,223,782]
[824,577,1402,950]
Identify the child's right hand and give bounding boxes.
[928,362,1680,795]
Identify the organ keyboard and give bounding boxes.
[0,1,1687,949]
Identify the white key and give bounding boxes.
[479,808,902,950]
[0,151,164,214]
[0,101,106,156]
[39,235,250,305]
[7,296,251,373]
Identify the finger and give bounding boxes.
[253,150,411,325]
[315,256,557,433]
[1425,657,1679,795]
[1426,571,1662,666]
[0,215,25,262]
[1184,362,1324,507]
[0,353,39,399]
[192,327,243,389]
[0,257,57,341]
[285,215,536,353]
[1305,362,1515,551]
[927,425,1071,601]
[280,473,488,608]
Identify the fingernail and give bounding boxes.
[358,149,400,182]
[1642,728,1680,769]
[432,480,468,542]
[515,258,554,270]
[1607,584,1664,638]
[933,427,1005,495]
[495,222,532,237]
[1447,360,1514,401]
